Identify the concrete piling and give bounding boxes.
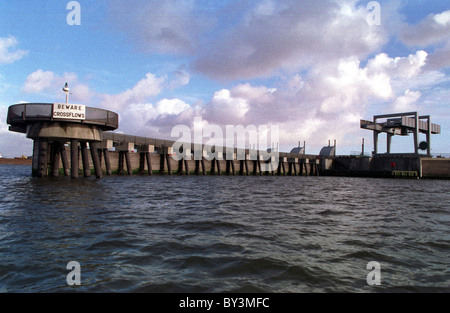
[37,139,49,178]
[89,142,102,179]
[60,143,70,176]
[80,142,91,177]
[51,142,61,177]
[70,139,79,178]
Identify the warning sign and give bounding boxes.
[53,103,86,120]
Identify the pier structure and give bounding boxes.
[6,102,118,178]
[98,132,322,176]
[360,112,441,157]
[5,101,448,179]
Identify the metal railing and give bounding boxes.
[7,103,119,131]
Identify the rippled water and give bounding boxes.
[0,164,449,292]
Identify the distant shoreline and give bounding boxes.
[0,158,32,165]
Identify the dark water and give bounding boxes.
[0,164,449,292]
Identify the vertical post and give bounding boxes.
[195,160,200,175]
[98,149,103,168]
[362,138,365,156]
[334,139,336,157]
[70,139,79,178]
[118,151,125,175]
[60,143,70,176]
[103,149,112,175]
[211,159,216,175]
[257,159,262,176]
[51,142,61,177]
[387,133,392,155]
[184,159,189,175]
[159,153,165,174]
[178,160,184,174]
[139,153,146,174]
[426,116,431,157]
[146,152,153,175]
[373,132,379,155]
[201,158,206,175]
[231,159,235,175]
[166,153,172,175]
[414,112,419,155]
[125,151,132,175]
[216,159,221,175]
[89,142,102,179]
[80,142,91,177]
[37,139,49,178]
[32,139,40,177]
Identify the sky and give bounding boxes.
[0,0,449,157]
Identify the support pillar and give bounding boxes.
[201,159,206,175]
[125,151,133,175]
[60,143,70,176]
[146,153,153,175]
[70,139,79,178]
[118,151,125,175]
[373,131,379,155]
[104,149,112,175]
[216,159,221,175]
[37,139,49,178]
[414,113,419,155]
[139,153,146,174]
[51,142,61,177]
[89,141,102,179]
[166,154,172,175]
[80,142,91,177]
[387,133,393,155]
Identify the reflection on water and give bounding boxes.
[0,164,449,292]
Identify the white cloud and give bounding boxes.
[391,89,421,112]
[22,70,93,103]
[400,10,450,70]
[155,98,190,115]
[22,70,56,94]
[100,73,165,110]
[193,0,387,80]
[0,36,28,65]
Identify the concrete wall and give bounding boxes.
[421,158,450,178]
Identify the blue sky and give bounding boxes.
[0,0,449,157]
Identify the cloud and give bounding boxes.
[391,89,421,112]
[400,10,450,70]
[0,36,28,65]
[22,70,56,94]
[108,0,213,54]
[400,10,450,47]
[168,66,190,89]
[193,0,387,80]
[22,70,93,103]
[99,73,165,110]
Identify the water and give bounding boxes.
[0,164,449,292]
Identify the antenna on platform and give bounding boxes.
[63,83,70,104]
